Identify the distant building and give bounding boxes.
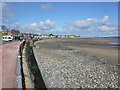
[68,35,77,38]
[33,34,80,39]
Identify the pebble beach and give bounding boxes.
[33,38,119,88]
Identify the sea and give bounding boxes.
[108,36,120,48]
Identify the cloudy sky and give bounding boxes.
[1,2,118,37]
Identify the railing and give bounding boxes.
[17,55,22,88]
[17,40,25,89]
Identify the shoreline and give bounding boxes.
[34,38,118,63]
[33,38,119,88]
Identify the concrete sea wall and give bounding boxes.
[21,40,46,88]
[22,41,34,88]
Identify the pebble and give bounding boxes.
[33,41,120,88]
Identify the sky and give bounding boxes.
[1,2,118,37]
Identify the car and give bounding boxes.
[2,35,13,41]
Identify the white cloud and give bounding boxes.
[1,2,13,24]
[98,25,114,31]
[10,22,21,30]
[99,16,110,25]
[21,16,117,36]
[23,19,55,33]
[58,16,118,36]
[102,16,109,22]
[73,16,111,30]
[74,20,90,29]
[40,3,53,11]
[86,18,98,23]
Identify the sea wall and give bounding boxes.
[22,40,34,88]
[21,40,46,88]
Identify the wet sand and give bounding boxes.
[77,46,118,63]
[67,38,118,63]
[35,38,119,63]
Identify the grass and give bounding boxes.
[0,33,2,40]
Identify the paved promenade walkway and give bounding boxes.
[0,41,21,89]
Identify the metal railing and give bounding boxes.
[17,55,22,88]
[17,40,25,89]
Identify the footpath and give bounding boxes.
[0,41,21,89]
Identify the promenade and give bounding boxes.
[0,41,21,89]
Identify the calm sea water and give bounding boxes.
[110,36,120,40]
[108,37,120,48]
[108,42,120,44]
